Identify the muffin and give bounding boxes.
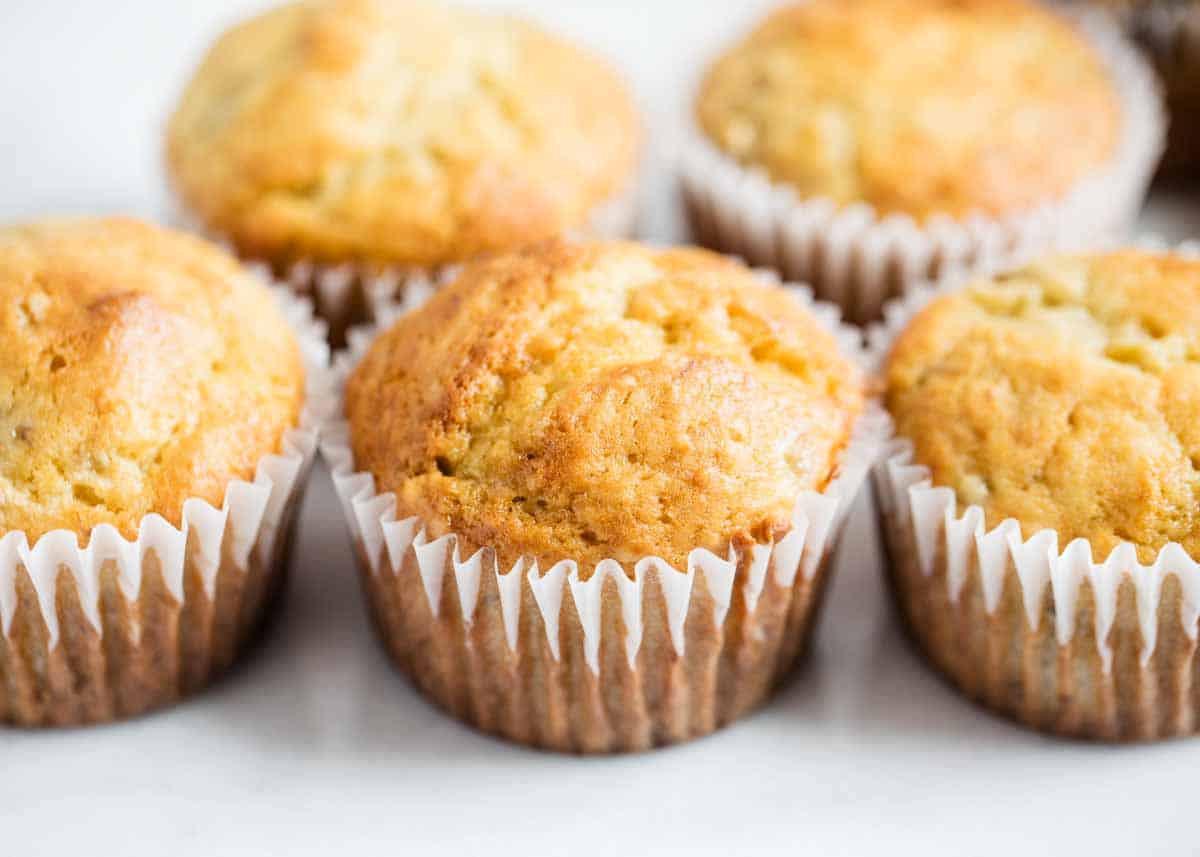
[1072,1,1200,175]
[324,240,881,753]
[682,0,1163,323]
[0,218,320,727]
[875,248,1200,740]
[167,0,642,339]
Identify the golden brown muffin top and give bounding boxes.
[886,251,1200,562]
[347,241,864,572]
[167,0,640,271]
[0,218,305,542]
[696,0,1122,221]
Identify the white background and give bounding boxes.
[2,3,1200,855]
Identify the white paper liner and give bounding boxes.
[171,181,640,338]
[0,277,332,725]
[1114,2,1200,171]
[1100,2,1200,57]
[869,239,1200,739]
[679,9,1166,324]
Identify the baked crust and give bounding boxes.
[346,240,863,572]
[696,0,1121,221]
[167,0,641,271]
[0,218,305,541]
[885,250,1200,562]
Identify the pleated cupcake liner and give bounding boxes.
[322,272,889,753]
[0,284,332,727]
[171,182,640,346]
[679,9,1165,325]
[869,239,1200,741]
[1112,1,1200,173]
[1095,1,1200,61]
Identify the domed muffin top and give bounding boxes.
[0,218,305,541]
[167,0,640,271]
[346,241,864,573]
[886,250,1200,562]
[696,0,1121,222]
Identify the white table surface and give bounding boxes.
[3,3,1200,855]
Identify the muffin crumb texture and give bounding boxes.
[0,218,304,541]
[696,0,1121,221]
[886,251,1200,561]
[167,0,640,270]
[347,241,863,572]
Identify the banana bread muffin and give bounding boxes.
[167,0,641,334]
[697,0,1120,222]
[333,240,872,752]
[877,249,1200,740]
[0,218,312,726]
[683,0,1162,322]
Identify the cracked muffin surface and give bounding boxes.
[346,240,863,573]
[696,0,1121,221]
[885,251,1200,561]
[167,0,640,271]
[0,218,305,541]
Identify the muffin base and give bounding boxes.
[0,479,305,726]
[325,279,886,753]
[351,521,843,753]
[875,438,1200,742]
[680,9,1164,324]
[0,287,327,727]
